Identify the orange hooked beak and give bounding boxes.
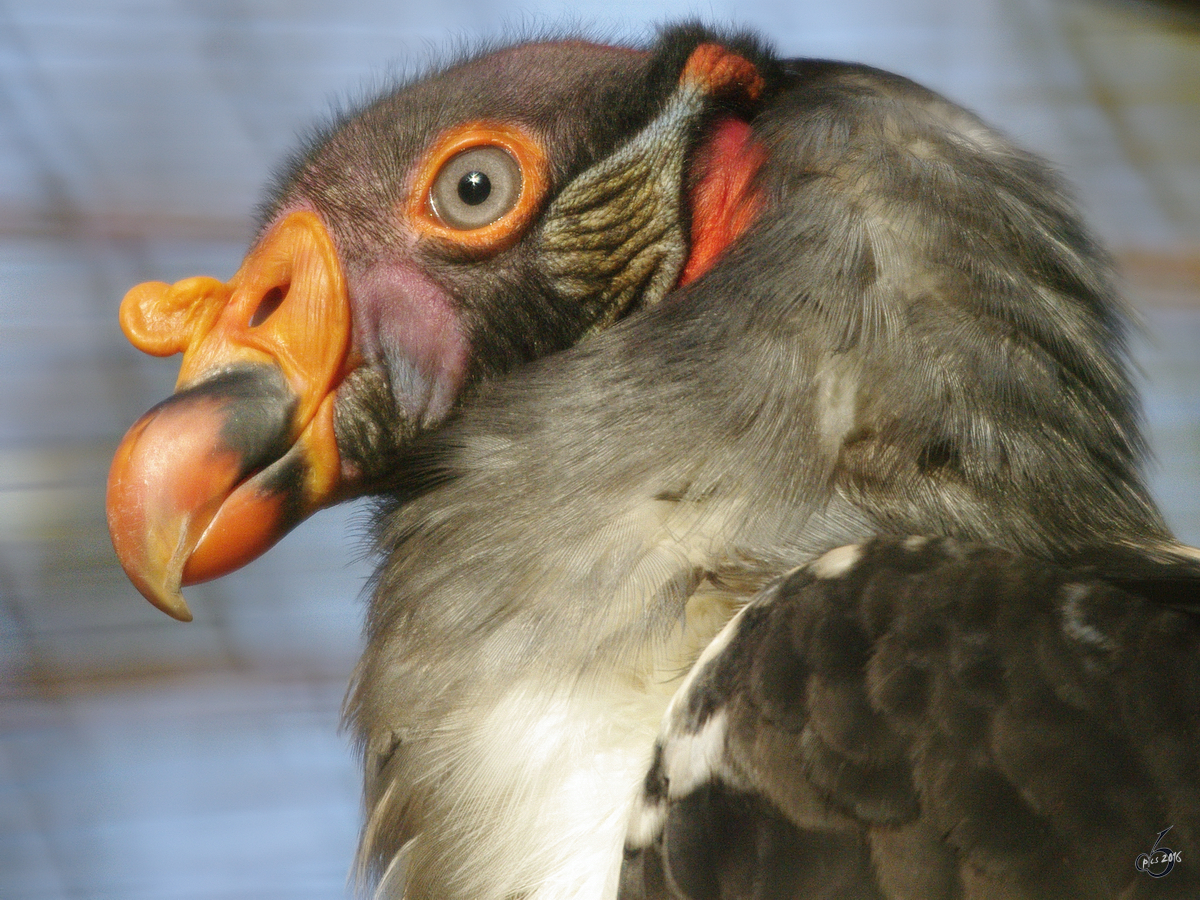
[106,211,352,621]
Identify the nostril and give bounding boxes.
[250,284,288,327]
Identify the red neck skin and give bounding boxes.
[680,116,766,286]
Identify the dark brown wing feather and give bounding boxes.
[622,537,1200,900]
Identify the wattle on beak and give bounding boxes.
[106,211,352,621]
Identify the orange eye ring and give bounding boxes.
[406,122,550,255]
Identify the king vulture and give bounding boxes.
[106,25,1200,900]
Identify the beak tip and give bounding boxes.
[153,589,195,623]
[117,552,195,622]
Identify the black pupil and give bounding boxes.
[457,171,491,206]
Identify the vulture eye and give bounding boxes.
[430,146,522,231]
[407,122,549,254]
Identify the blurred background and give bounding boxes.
[1,0,1197,897]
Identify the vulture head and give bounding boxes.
[108,30,772,620]
[107,24,1199,900]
